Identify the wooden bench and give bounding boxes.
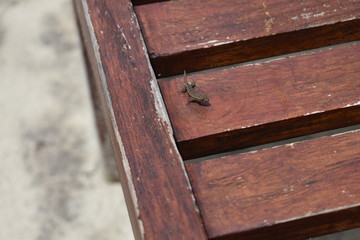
[74,0,360,239]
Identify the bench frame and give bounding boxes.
[74,0,360,239]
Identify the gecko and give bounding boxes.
[181,71,209,105]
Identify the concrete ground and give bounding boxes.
[0,0,133,239]
[0,0,358,239]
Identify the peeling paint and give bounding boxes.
[304,110,325,116]
[301,12,312,19]
[344,101,360,107]
[213,40,234,46]
[341,16,356,22]
[331,129,360,137]
[286,143,295,148]
[292,11,327,21]
[308,20,337,28]
[313,12,325,17]
[262,0,274,33]
[264,17,274,33]
[197,39,219,46]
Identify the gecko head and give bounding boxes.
[201,95,209,103]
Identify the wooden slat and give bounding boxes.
[186,129,360,240]
[74,0,208,239]
[159,42,360,160]
[135,0,360,77]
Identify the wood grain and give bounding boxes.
[159,42,360,160]
[186,129,360,240]
[135,0,360,77]
[74,0,208,239]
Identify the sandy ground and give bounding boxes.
[0,0,359,239]
[0,0,133,239]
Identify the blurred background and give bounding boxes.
[0,0,358,239]
[0,0,134,239]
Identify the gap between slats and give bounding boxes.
[132,0,169,6]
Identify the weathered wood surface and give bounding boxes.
[159,42,360,160]
[135,0,360,77]
[186,129,360,240]
[74,0,208,239]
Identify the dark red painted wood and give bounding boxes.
[135,0,360,77]
[186,129,360,240]
[159,42,360,159]
[74,0,208,239]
